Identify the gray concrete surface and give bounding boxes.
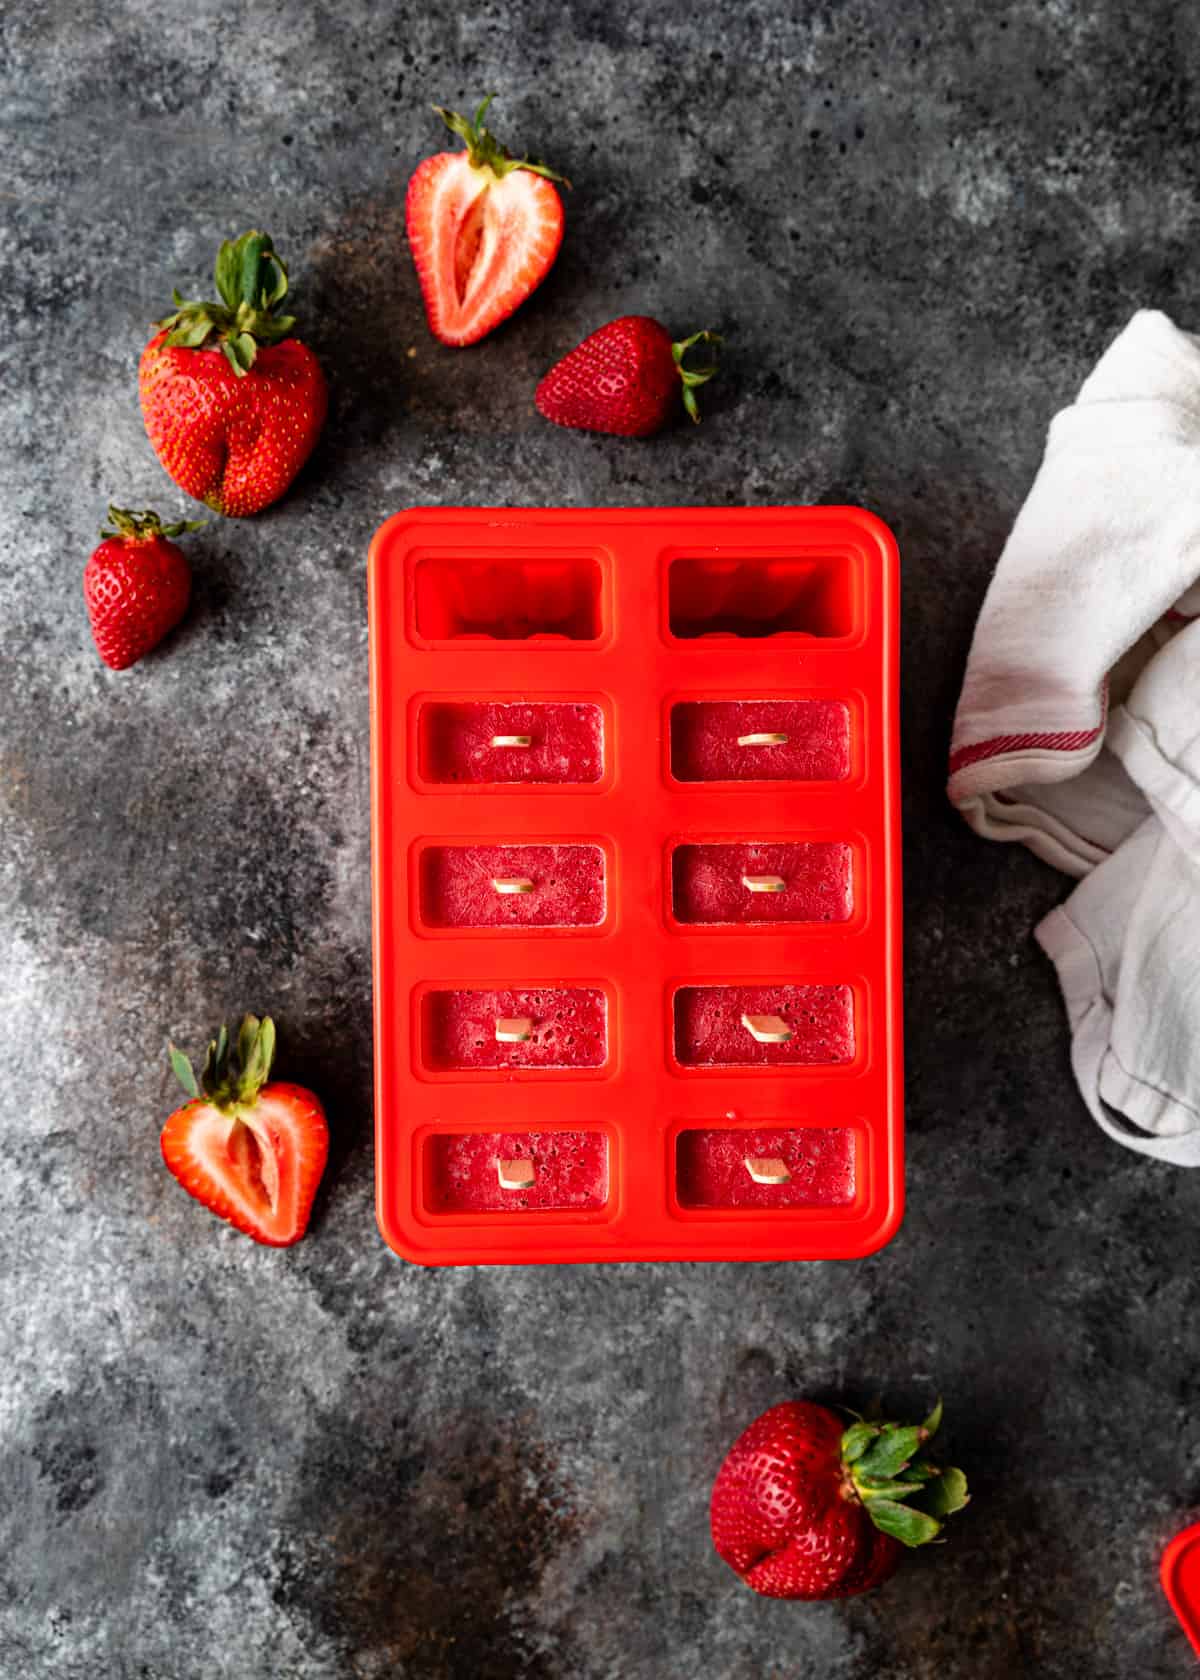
[4,1,1200,1674]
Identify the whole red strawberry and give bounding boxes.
[163,1015,328,1248]
[139,230,327,517]
[407,96,569,347]
[711,1399,968,1601]
[536,316,721,436]
[83,505,203,670]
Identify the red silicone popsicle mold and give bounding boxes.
[369,507,902,1264]
[1163,1522,1200,1660]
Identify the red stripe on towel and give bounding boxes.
[948,722,1104,776]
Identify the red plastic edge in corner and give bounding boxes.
[1162,1522,1200,1659]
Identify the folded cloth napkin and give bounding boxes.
[948,309,1200,1163]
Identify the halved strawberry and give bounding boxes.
[406,96,568,347]
[162,1016,328,1247]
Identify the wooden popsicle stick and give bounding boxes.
[494,1016,533,1044]
[744,1156,792,1185]
[490,734,532,748]
[497,1157,535,1190]
[492,876,534,894]
[741,1012,793,1044]
[742,874,787,893]
[737,731,789,747]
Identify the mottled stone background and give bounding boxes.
[4,1,1200,1675]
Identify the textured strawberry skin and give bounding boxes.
[711,1401,902,1600]
[406,152,564,347]
[160,1080,329,1247]
[83,534,191,670]
[535,315,680,436]
[139,332,327,517]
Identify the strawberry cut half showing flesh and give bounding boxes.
[407,97,567,347]
[162,1016,328,1247]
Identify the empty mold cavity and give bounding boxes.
[420,844,606,928]
[668,554,855,639]
[423,987,608,1070]
[413,555,604,641]
[676,1126,856,1208]
[670,700,851,782]
[673,842,853,925]
[428,1130,609,1212]
[674,984,855,1066]
[420,701,604,785]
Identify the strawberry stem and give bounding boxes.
[155,231,299,377]
[673,330,723,423]
[839,1398,969,1549]
[432,95,571,187]
[166,1015,277,1110]
[101,506,206,542]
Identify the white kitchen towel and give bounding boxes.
[948,310,1200,1163]
[1036,616,1200,1162]
[949,308,1200,876]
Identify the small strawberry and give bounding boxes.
[162,1015,329,1248]
[139,230,327,517]
[407,95,569,347]
[711,1398,968,1601]
[535,316,721,436]
[83,505,203,670]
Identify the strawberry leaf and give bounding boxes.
[215,239,242,311]
[854,1425,923,1481]
[673,330,721,424]
[238,1015,260,1074]
[923,1397,944,1438]
[238,233,267,308]
[923,1467,969,1518]
[237,1014,276,1102]
[840,1421,878,1464]
[858,1478,927,1501]
[168,1042,199,1100]
[866,1499,943,1549]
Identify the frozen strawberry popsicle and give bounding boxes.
[674,984,855,1066]
[670,699,850,782]
[420,844,606,928]
[420,701,603,784]
[429,1130,609,1212]
[672,842,852,924]
[424,987,607,1070]
[676,1126,856,1208]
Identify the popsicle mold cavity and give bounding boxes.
[672,841,853,924]
[676,1126,857,1208]
[668,554,855,639]
[420,701,604,784]
[670,700,851,782]
[420,844,606,928]
[414,555,604,641]
[428,1130,609,1212]
[423,987,608,1070]
[674,984,855,1066]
